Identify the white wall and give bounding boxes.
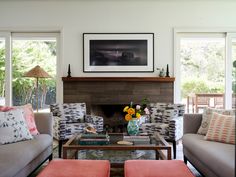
[0,0,235,77]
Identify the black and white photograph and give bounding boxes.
[83,33,154,72]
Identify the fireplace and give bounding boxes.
[62,77,175,132]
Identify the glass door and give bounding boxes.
[0,32,11,106]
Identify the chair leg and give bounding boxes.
[59,140,63,158]
[173,140,176,159]
[49,153,53,161]
[184,155,188,164]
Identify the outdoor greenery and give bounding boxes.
[0,40,56,109]
[180,39,231,98]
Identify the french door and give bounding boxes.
[174,30,236,110]
[0,32,60,112]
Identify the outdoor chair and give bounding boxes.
[50,103,104,158]
[139,103,185,159]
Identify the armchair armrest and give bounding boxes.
[85,115,103,132]
[53,116,67,140]
[34,113,53,136]
[168,116,183,141]
[183,114,202,134]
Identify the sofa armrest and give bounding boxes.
[183,114,202,134]
[34,113,53,136]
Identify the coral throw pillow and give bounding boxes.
[197,107,235,135]
[204,112,235,144]
[18,104,39,135]
[0,106,14,112]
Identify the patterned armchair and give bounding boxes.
[139,103,185,159]
[50,103,103,157]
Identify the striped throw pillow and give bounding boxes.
[204,112,235,144]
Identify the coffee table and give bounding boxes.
[63,132,171,167]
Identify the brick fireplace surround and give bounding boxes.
[62,77,175,132]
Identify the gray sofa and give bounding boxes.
[182,114,235,177]
[0,113,53,177]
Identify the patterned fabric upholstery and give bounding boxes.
[50,103,104,141]
[139,103,185,141]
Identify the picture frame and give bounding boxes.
[83,33,154,73]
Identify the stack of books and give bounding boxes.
[123,135,150,145]
[79,134,110,145]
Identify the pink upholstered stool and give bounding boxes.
[37,159,110,177]
[125,160,194,177]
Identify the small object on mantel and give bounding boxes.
[159,68,165,77]
[166,64,170,77]
[67,64,71,77]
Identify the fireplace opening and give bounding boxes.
[90,104,128,133]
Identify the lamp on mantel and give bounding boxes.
[23,65,51,112]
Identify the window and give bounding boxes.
[174,30,236,112]
[0,32,60,112]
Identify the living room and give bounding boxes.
[0,0,235,177]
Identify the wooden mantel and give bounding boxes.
[62,76,175,109]
[62,77,175,82]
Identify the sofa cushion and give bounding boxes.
[197,107,235,135]
[205,112,235,144]
[0,134,52,177]
[183,134,235,177]
[0,109,33,144]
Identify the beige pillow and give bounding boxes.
[204,112,235,144]
[197,107,235,135]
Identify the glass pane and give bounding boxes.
[180,37,225,113]
[0,38,6,106]
[12,39,57,112]
[232,38,236,108]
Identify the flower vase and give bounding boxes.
[127,118,139,136]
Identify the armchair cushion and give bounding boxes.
[50,103,86,123]
[140,103,185,141]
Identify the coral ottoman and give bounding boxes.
[125,160,194,177]
[37,159,110,177]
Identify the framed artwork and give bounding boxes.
[83,33,154,73]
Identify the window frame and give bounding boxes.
[0,31,61,107]
[174,28,236,109]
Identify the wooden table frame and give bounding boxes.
[63,132,172,163]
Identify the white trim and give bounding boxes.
[225,33,236,109]
[0,32,12,106]
[173,31,181,103]
[174,27,236,34]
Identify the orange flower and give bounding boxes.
[127,108,135,115]
[125,114,132,121]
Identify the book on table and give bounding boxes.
[79,134,110,145]
[123,135,150,145]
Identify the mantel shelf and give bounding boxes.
[62,77,175,82]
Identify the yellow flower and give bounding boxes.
[123,106,129,112]
[127,108,135,115]
[136,113,141,118]
[125,114,132,121]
